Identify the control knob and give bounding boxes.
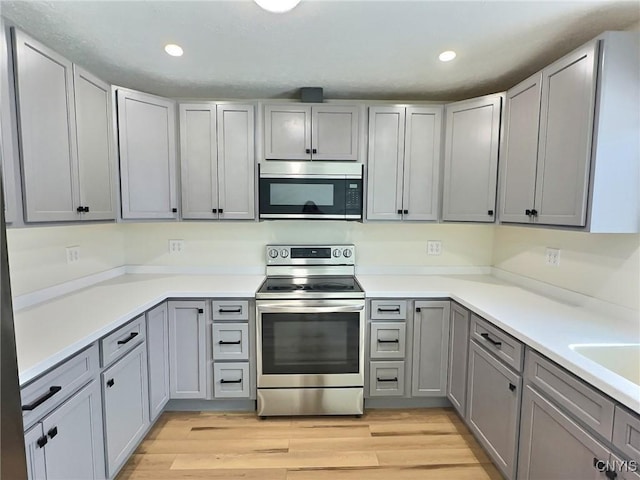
[333,249,341,258]
[343,249,352,258]
[268,248,279,259]
[280,249,289,258]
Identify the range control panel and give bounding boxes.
[266,245,355,266]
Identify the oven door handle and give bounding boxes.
[257,304,364,314]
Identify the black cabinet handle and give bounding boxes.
[377,377,398,382]
[312,148,317,154]
[305,148,311,154]
[377,307,401,313]
[84,206,90,213]
[220,379,242,384]
[212,208,218,213]
[172,208,177,213]
[47,427,58,439]
[219,208,224,214]
[22,386,62,411]
[488,210,494,216]
[106,379,115,388]
[397,209,402,214]
[198,308,204,314]
[525,209,532,216]
[36,435,48,448]
[403,209,408,214]
[377,339,399,344]
[219,308,242,313]
[218,340,242,345]
[480,332,502,347]
[606,470,618,479]
[76,206,84,213]
[531,209,538,217]
[117,332,138,345]
[509,383,516,392]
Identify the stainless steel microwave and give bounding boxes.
[258,162,363,220]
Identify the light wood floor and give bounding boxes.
[116,408,504,480]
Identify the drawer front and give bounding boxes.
[369,361,405,397]
[212,300,249,321]
[471,314,523,372]
[613,406,640,463]
[370,322,406,359]
[525,349,615,440]
[370,300,407,320]
[21,344,99,429]
[212,323,249,361]
[100,315,146,367]
[213,363,250,398]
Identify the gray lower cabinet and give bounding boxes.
[213,363,250,398]
[518,384,611,480]
[168,301,207,399]
[467,339,521,479]
[24,380,105,480]
[613,406,640,464]
[146,303,170,421]
[102,342,149,478]
[369,361,405,396]
[447,302,470,417]
[411,301,450,397]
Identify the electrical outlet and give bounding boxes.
[545,247,560,267]
[66,246,80,264]
[427,240,442,256]
[169,239,185,254]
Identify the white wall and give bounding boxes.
[6,224,126,296]
[492,226,640,311]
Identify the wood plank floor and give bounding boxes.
[116,408,504,480]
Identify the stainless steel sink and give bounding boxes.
[570,344,640,386]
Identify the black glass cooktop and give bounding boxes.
[258,276,363,294]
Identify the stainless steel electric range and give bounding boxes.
[255,244,365,416]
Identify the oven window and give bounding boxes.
[270,183,334,206]
[261,312,360,374]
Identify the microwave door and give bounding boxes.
[259,177,348,219]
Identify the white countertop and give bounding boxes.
[14,272,640,413]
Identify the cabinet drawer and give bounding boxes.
[213,363,250,398]
[370,322,406,359]
[613,406,640,463]
[21,344,99,429]
[471,314,523,372]
[369,361,405,397]
[525,349,615,440]
[370,300,407,320]
[212,323,249,361]
[212,300,249,321]
[100,316,145,367]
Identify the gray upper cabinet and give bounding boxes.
[447,302,470,418]
[179,103,255,220]
[0,21,17,223]
[442,94,502,223]
[146,303,170,422]
[411,301,450,397]
[12,28,114,223]
[264,103,359,161]
[499,32,640,232]
[117,88,178,219]
[367,106,442,221]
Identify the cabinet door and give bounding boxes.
[499,73,542,224]
[402,106,442,221]
[117,89,177,219]
[42,380,105,480]
[102,343,149,478]
[264,104,311,160]
[411,301,450,397]
[366,106,405,220]
[179,103,218,219]
[0,21,17,223]
[467,340,521,479]
[217,104,255,219]
[311,105,359,161]
[447,303,470,418]
[168,301,207,399]
[73,66,115,220]
[518,384,611,480]
[24,424,46,480]
[535,40,598,227]
[146,303,170,422]
[442,94,501,222]
[13,28,80,222]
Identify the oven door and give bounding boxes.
[259,176,362,220]
[256,299,365,388]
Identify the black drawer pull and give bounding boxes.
[377,307,401,313]
[47,427,58,439]
[22,386,62,411]
[106,379,115,388]
[480,332,502,347]
[220,379,242,384]
[509,383,516,392]
[219,308,242,313]
[36,435,48,448]
[377,377,398,383]
[218,340,242,345]
[117,332,138,345]
[377,339,399,344]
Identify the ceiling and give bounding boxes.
[1,1,639,101]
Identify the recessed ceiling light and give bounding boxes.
[439,50,457,62]
[254,0,301,13]
[164,44,184,57]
